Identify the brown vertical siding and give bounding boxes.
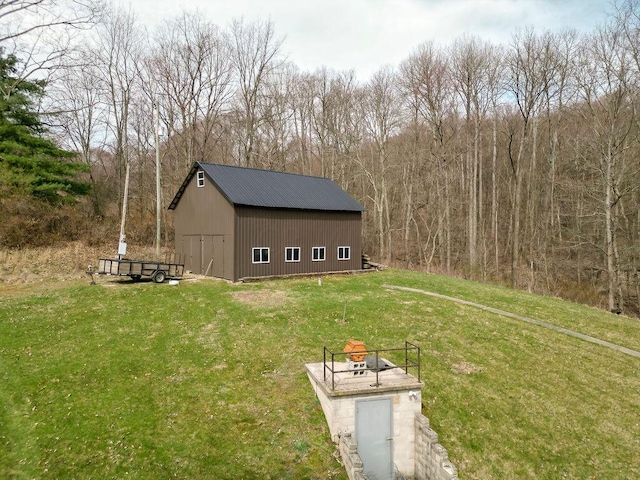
[235,207,362,280]
[173,167,363,282]
[173,169,235,280]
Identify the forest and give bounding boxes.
[1,0,639,316]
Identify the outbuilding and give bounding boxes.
[168,162,365,282]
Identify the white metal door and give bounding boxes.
[356,397,393,480]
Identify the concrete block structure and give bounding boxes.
[306,359,423,478]
[306,346,460,480]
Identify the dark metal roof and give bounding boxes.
[169,162,365,212]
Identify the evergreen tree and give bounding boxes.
[0,51,90,204]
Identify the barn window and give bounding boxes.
[252,247,270,264]
[338,246,351,260]
[312,246,326,262]
[285,247,300,262]
[196,171,205,188]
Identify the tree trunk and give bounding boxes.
[492,110,499,274]
[511,125,527,289]
[604,144,616,312]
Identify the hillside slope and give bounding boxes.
[1,270,638,479]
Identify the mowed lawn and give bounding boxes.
[1,270,639,479]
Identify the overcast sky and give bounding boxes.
[117,0,613,82]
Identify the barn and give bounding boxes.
[168,162,365,282]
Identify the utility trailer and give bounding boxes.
[97,255,184,283]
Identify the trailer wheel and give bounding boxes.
[152,270,166,283]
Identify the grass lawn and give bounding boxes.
[1,269,639,479]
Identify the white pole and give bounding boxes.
[155,102,161,258]
[118,162,130,259]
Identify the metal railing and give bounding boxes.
[323,341,420,391]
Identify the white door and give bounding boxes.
[356,397,393,480]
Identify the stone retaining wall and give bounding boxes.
[414,413,459,480]
[339,414,458,480]
[340,432,366,480]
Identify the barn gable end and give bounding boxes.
[170,165,235,280]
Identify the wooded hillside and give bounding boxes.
[1,0,639,315]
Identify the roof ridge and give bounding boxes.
[197,162,331,181]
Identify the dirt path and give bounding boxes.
[383,284,640,359]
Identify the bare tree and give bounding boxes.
[286,70,315,175]
[282,67,363,184]
[358,66,402,263]
[312,69,362,184]
[536,30,579,290]
[575,23,637,312]
[48,51,110,216]
[505,28,559,288]
[401,42,457,272]
[615,0,640,313]
[92,5,144,243]
[0,0,103,93]
[398,61,425,267]
[229,18,284,167]
[485,46,506,276]
[309,67,341,178]
[257,62,299,171]
[147,12,233,176]
[0,0,102,44]
[450,35,501,277]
